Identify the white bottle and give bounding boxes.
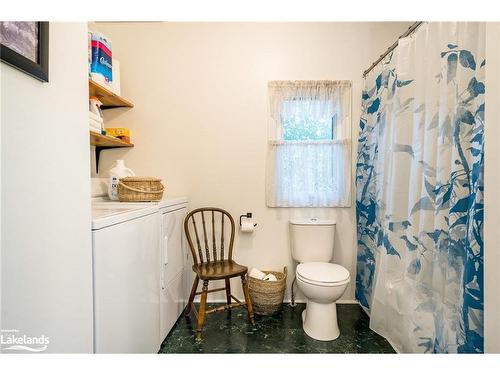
[108,160,135,201]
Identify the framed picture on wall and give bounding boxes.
[0,22,49,82]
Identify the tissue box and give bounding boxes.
[105,128,130,137]
[105,128,131,143]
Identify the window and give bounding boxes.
[266,81,352,207]
[282,100,337,141]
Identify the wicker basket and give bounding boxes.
[248,267,287,316]
[118,177,165,202]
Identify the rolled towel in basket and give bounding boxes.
[263,273,278,282]
[249,268,266,280]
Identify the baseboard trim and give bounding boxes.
[196,298,359,305]
[336,300,359,304]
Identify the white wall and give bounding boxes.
[484,22,500,353]
[93,22,411,303]
[1,22,93,352]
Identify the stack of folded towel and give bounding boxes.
[89,111,104,134]
[249,268,277,282]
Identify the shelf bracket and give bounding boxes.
[94,146,114,174]
[90,131,134,174]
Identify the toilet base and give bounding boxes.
[301,301,340,341]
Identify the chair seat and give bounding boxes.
[193,260,248,280]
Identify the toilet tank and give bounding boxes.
[290,218,336,263]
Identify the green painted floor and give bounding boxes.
[159,303,395,353]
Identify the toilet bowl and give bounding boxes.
[296,262,350,341]
[289,218,350,341]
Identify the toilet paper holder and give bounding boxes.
[239,212,257,227]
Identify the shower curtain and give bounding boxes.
[355,23,484,353]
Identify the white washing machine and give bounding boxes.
[92,204,160,353]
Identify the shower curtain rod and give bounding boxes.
[362,21,424,78]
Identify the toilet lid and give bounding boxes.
[296,262,350,284]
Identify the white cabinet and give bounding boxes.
[159,206,190,343]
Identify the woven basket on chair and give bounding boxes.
[248,267,287,316]
[118,177,165,202]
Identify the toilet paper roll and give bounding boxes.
[240,221,256,232]
[263,273,278,282]
[249,268,266,280]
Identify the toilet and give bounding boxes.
[290,218,350,341]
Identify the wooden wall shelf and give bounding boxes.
[90,131,134,172]
[89,80,134,109]
[90,131,134,148]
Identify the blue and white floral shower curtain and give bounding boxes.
[355,23,484,353]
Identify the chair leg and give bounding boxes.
[225,278,231,305]
[185,275,199,316]
[196,280,209,340]
[241,274,255,325]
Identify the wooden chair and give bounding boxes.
[184,207,255,340]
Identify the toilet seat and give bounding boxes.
[296,262,350,286]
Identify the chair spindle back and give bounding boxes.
[184,207,235,265]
